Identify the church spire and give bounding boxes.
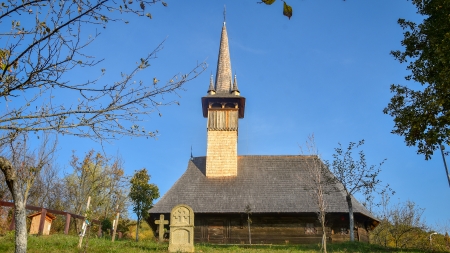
[201,19,246,178]
[214,22,232,93]
[207,74,215,95]
[231,74,240,95]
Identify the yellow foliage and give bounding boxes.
[127,221,155,241]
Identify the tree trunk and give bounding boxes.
[13,190,27,253]
[247,214,251,245]
[135,219,140,242]
[346,194,355,242]
[320,214,327,253]
[1,157,28,253]
[247,221,251,245]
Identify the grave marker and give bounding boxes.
[154,214,169,243]
[168,204,194,253]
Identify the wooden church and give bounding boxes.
[148,21,378,244]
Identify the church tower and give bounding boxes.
[201,22,245,177]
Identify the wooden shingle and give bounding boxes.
[149,155,376,220]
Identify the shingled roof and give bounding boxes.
[149,156,376,220]
[214,22,232,93]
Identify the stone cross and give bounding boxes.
[173,209,189,224]
[154,214,169,243]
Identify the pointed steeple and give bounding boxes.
[215,22,232,93]
[201,20,245,119]
[231,74,240,95]
[201,19,246,177]
[207,74,216,95]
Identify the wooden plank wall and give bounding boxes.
[192,213,372,244]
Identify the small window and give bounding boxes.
[211,103,222,108]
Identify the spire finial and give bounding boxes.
[190,145,193,161]
[223,5,226,24]
[207,73,216,94]
[232,73,240,95]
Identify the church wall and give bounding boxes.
[148,212,373,244]
[190,213,372,244]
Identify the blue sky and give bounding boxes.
[50,1,449,230]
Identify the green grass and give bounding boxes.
[0,233,441,253]
[0,233,167,253]
[195,243,433,253]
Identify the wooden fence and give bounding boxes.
[0,201,101,236]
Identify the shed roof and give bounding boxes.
[149,156,376,220]
[28,212,56,220]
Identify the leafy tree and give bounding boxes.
[129,168,159,242]
[388,201,427,249]
[371,198,429,250]
[64,150,129,232]
[0,0,205,250]
[101,218,113,235]
[326,140,386,241]
[384,0,450,160]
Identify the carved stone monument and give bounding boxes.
[168,204,194,253]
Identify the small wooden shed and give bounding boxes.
[28,211,56,235]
